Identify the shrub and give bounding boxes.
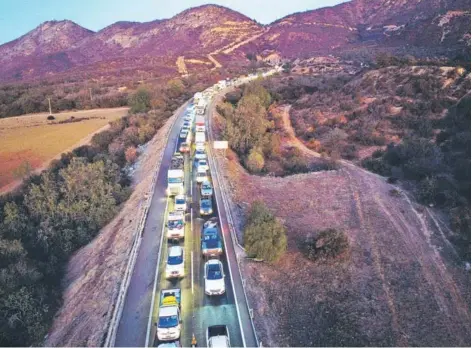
[47,115,55,120]
[125,146,138,163]
[245,148,265,173]
[128,88,151,114]
[300,228,349,261]
[244,201,287,262]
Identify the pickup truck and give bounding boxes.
[207,325,230,348]
[201,225,223,257]
[156,289,181,341]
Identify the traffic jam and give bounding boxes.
[156,84,231,348]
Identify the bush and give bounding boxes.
[300,228,349,261]
[125,146,138,163]
[244,201,287,262]
[128,88,151,114]
[47,115,55,120]
[245,148,265,173]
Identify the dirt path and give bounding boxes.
[176,56,188,76]
[207,54,222,70]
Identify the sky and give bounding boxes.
[0,0,346,44]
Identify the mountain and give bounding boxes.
[0,1,469,82]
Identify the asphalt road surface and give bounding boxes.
[114,98,257,347]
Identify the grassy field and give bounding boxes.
[0,107,128,192]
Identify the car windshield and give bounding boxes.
[199,161,207,165]
[201,200,211,208]
[197,172,206,177]
[158,315,179,328]
[168,254,183,265]
[207,263,223,280]
[168,220,183,229]
[176,198,185,205]
[202,184,211,190]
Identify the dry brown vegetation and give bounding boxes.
[265,65,470,160]
[0,107,128,192]
[216,148,470,347]
[209,85,471,347]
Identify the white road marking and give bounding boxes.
[191,250,194,295]
[145,198,169,347]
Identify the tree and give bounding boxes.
[300,228,349,261]
[125,146,138,163]
[128,88,151,114]
[12,160,32,180]
[91,130,115,151]
[244,201,287,262]
[245,148,265,173]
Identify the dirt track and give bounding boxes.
[211,103,471,347]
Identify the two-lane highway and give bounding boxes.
[115,86,258,347]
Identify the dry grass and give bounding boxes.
[0,107,128,192]
[209,93,471,347]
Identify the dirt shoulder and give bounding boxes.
[210,96,471,346]
[44,108,179,347]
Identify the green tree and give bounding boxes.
[245,148,265,173]
[244,201,287,262]
[128,88,151,113]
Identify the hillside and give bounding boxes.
[0,0,469,82]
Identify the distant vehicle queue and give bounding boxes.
[158,70,278,347]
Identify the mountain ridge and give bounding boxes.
[0,1,469,82]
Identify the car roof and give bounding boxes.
[175,194,185,199]
[160,306,178,316]
[169,246,183,257]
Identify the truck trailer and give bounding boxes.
[167,153,184,196]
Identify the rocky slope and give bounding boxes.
[0,1,469,82]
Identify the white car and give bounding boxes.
[204,260,225,296]
[179,130,188,139]
[165,246,185,279]
[196,170,208,184]
[197,159,209,172]
[174,195,187,212]
[200,181,213,196]
[195,149,207,160]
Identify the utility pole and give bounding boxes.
[89,88,93,102]
[48,97,52,115]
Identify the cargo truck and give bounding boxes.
[195,131,206,151]
[156,289,182,341]
[167,153,184,196]
[196,115,205,132]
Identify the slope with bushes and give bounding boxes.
[0,83,193,346]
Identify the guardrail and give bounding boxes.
[103,103,186,347]
[206,90,260,347]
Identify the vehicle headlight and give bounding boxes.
[200,209,204,214]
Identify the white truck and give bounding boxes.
[167,153,184,196]
[195,131,206,151]
[207,325,230,348]
[195,99,206,115]
[167,211,185,240]
[196,115,205,132]
[156,289,182,342]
